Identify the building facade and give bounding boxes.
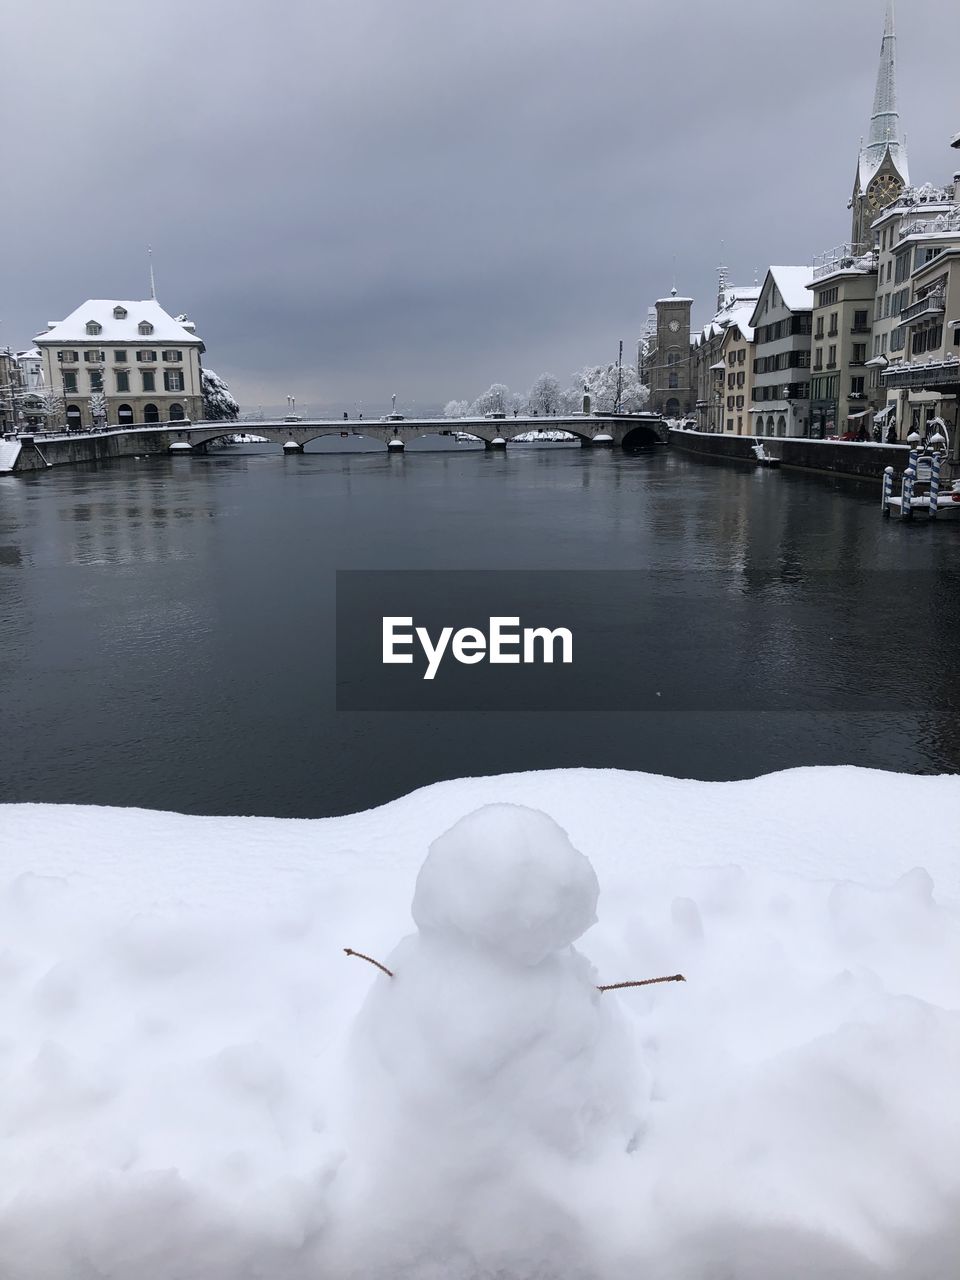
[869,179,960,439]
[692,279,760,432]
[806,254,878,437]
[748,267,814,437]
[36,299,205,431]
[717,309,755,435]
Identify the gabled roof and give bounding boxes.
[36,299,203,345]
[723,302,756,344]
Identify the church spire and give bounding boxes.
[859,0,909,187]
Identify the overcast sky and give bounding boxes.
[2,0,958,414]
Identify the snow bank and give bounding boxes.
[1,766,959,1279]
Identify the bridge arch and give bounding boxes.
[620,421,665,450]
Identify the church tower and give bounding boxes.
[850,2,909,250]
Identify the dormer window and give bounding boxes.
[138,321,154,336]
[85,321,102,336]
[113,306,128,320]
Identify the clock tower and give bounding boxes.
[850,2,909,250]
[650,287,693,418]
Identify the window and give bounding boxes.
[737,371,744,387]
[116,370,130,392]
[894,252,910,284]
[85,321,102,335]
[827,345,837,367]
[728,353,736,366]
[142,370,156,392]
[852,309,869,331]
[89,371,103,392]
[162,349,182,362]
[813,347,823,371]
[738,349,745,364]
[169,403,185,421]
[874,335,882,356]
[113,306,128,320]
[136,349,157,362]
[668,372,678,389]
[58,349,78,363]
[63,370,78,393]
[955,329,960,348]
[138,321,154,335]
[828,312,838,337]
[727,418,734,432]
[886,261,892,282]
[850,376,865,396]
[727,395,734,409]
[815,318,824,339]
[163,369,185,392]
[851,343,866,365]
[817,287,839,307]
[890,326,906,352]
[84,350,105,363]
[728,373,735,389]
[736,395,744,409]
[114,349,127,362]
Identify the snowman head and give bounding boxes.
[411,803,599,966]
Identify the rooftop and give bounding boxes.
[36,299,203,346]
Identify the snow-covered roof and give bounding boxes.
[768,266,814,312]
[723,302,755,343]
[36,300,203,345]
[16,347,41,360]
[656,296,693,304]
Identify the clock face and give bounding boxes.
[668,319,681,333]
[867,173,903,212]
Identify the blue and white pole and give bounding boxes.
[881,465,894,516]
[929,451,942,519]
[900,464,915,520]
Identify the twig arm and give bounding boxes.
[597,974,685,992]
[344,948,394,978]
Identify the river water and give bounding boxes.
[1,440,958,817]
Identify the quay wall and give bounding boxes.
[13,430,175,473]
[668,428,911,481]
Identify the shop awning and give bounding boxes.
[874,405,894,422]
[865,355,888,368]
[847,410,870,420]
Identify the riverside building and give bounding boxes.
[36,300,205,431]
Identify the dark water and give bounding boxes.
[1,440,958,817]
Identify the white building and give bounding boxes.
[748,266,814,437]
[35,299,205,431]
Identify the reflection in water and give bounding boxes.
[0,443,957,817]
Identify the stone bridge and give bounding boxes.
[4,413,667,474]
[180,412,668,452]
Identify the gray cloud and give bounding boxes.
[2,0,957,413]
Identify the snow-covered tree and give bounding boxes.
[527,373,560,416]
[566,364,650,414]
[89,392,107,425]
[509,391,527,415]
[469,383,510,416]
[201,367,240,421]
[444,399,469,418]
[40,389,64,427]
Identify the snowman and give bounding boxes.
[336,803,653,1276]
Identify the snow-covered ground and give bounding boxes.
[1,766,958,1279]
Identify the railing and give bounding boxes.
[812,243,876,280]
[900,290,946,325]
[897,211,960,241]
